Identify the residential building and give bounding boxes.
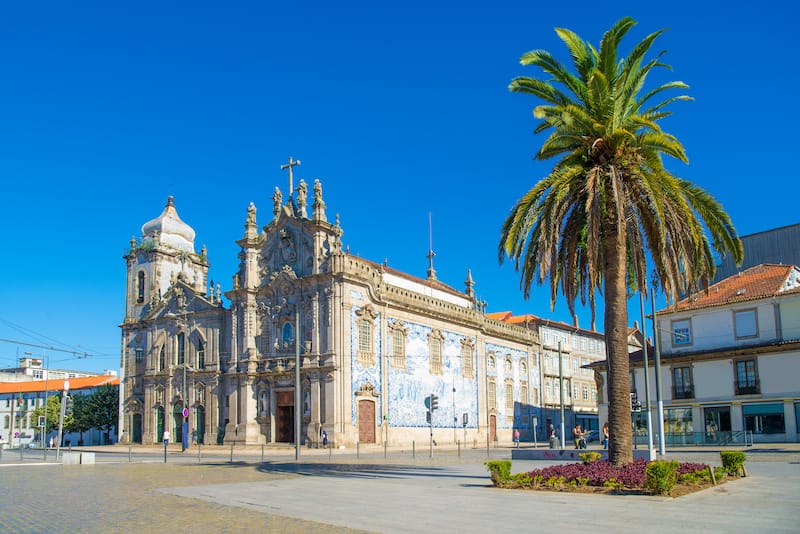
[594,263,800,445]
[0,356,113,382]
[487,313,608,438]
[0,375,120,448]
[120,172,539,448]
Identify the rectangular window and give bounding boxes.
[582,385,589,400]
[391,330,405,368]
[197,340,205,370]
[671,319,692,346]
[430,338,442,375]
[735,360,760,395]
[665,407,694,434]
[505,382,513,411]
[520,383,528,404]
[743,403,785,434]
[672,367,694,399]
[135,348,144,363]
[461,344,474,378]
[177,333,185,366]
[488,380,496,410]
[734,309,758,339]
[358,322,372,352]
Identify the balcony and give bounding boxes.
[671,385,695,400]
[735,379,760,395]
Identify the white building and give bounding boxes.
[0,357,113,382]
[0,375,120,448]
[595,263,800,445]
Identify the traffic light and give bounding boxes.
[426,411,431,423]
[430,394,438,412]
[64,395,73,416]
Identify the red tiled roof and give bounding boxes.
[667,264,800,312]
[0,375,119,395]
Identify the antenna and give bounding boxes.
[426,211,437,281]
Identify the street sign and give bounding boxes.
[182,407,189,418]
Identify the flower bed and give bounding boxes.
[486,455,742,497]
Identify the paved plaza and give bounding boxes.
[1,444,799,533]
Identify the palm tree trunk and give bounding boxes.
[603,191,633,466]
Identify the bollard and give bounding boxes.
[412,440,415,460]
[230,443,234,463]
[164,441,167,463]
[356,441,360,460]
[384,440,387,459]
[128,441,132,463]
[261,444,264,463]
[197,442,202,462]
[20,444,24,461]
[457,440,461,458]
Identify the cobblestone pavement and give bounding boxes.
[1,443,798,533]
[0,462,371,533]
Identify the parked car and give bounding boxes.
[583,430,599,443]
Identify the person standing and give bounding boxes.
[513,429,520,447]
[162,429,170,447]
[572,424,583,449]
[322,430,328,448]
[602,422,609,449]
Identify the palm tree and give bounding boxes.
[499,17,742,466]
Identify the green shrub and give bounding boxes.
[720,451,747,476]
[645,460,679,496]
[575,476,589,487]
[546,476,566,488]
[509,472,533,487]
[603,478,623,490]
[485,460,512,486]
[579,451,602,464]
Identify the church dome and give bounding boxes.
[141,196,196,252]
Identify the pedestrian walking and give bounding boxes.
[322,430,328,448]
[163,430,170,447]
[513,429,520,447]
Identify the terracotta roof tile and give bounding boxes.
[666,264,800,312]
[0,375,119,394]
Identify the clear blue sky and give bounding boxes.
[1,1,797,374]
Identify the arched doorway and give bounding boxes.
[195,406,205,444]
[358,400,376,443]
[156,406,165,443]
[132,413,142,443]
[173,404,184,444]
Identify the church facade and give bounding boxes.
[119,167,539,448]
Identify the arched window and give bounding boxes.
[282,323,294,347]
[177,333,185,366]
[158,345,165,371]
[196,338,205,369]
[137,271,146,303]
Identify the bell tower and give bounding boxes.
[123,196,209,321]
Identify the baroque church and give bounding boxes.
[119,161,540,447]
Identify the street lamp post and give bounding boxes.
[56,380,70,460]
[650,288,666,456]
